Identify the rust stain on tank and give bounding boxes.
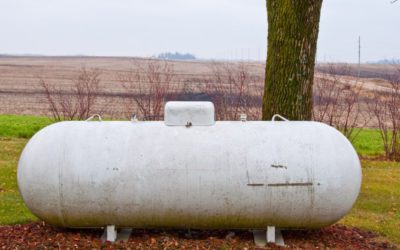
[271,164,287,169]
[247,184,265,187]
[268,182,313,187]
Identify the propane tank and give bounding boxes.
[18,102,361,229]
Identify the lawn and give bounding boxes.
[0,138,36,224]
[340,160,400,246]
[0,115,52,139]
[352,129,386,157]
[0,115,398,246]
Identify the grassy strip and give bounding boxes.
[352,129,385,157]
[0,115,52,139]
[0,138,37,224]
[340,160,400,246]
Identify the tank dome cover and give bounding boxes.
[164,101,215,126]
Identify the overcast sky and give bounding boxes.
[0,0,398,63]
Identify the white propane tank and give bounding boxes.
[18,102,361,229]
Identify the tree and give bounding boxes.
[262,0,323,120]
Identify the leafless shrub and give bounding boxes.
[313,64,368,142]
[367,68,400,161]
[39,68,101,121]
[338,83,366,140]
[118,60,179,120]
[201,62,263,120]
[313,77,342,126]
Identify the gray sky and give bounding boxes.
[0,0,398,63]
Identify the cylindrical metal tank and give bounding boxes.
[18,119,361,229]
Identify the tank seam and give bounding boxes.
[58,138,66,227]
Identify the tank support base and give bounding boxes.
[101,225,132,243]
[253,227,284,247]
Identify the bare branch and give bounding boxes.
[39,68,102,121]
[118,60,180,120]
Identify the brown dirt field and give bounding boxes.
[0,56,265,118]
[0,56,392,122]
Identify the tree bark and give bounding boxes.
[262,0,323,120]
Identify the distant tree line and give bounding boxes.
[157,52,196,60]
[374,59,400,65]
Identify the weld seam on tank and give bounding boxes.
[57,134,66,227]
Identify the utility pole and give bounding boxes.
[358,36,361,78]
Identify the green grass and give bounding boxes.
[0,138,37,224]
[340,160,400,246]
[0,115,53,139]
[0,115,398,246]
[352,129,386,157]
[0,115,53,224]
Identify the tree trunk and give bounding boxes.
[262,0,323,121]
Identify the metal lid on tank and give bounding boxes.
[164,101,215,126]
